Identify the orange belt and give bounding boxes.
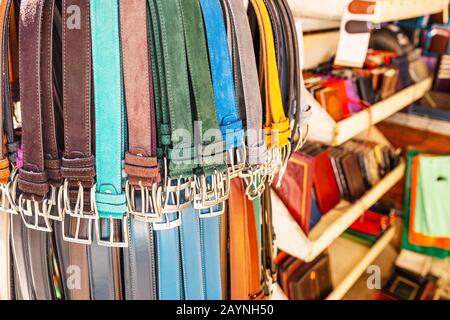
[228,178,263,300]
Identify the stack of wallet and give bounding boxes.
[342,203,397,246]
[276,252,333,300]
[273,140,401,235]
[376,267,437,300]
[304,49,416,121]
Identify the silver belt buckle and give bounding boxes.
[125,181,162,223]
[240,164,267,200]
[274,142,292,188]
[152,212,182,231]
[161,176,194,213]
[0,168,18,214]
[61,180,96,244]
[90,186,129,248]
[194,170,230,211]
[226,138,247,179]
[17,185,58,232]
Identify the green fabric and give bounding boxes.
[402,150,450,259]
[178,0,226,176]
[413,156,450,237]
[149,0,196,178]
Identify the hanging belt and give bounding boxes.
[177,0,230,300]
[276,0,311,152]
[249,0,291,185]
[17,0,61,300]
[90,0,125,300]
[119,0,157,300]
[60,0,94,300]
[228,178,262,300]
[0,0,13,300]
[199,0,247,300]
[148,0,198,300]
[221,0,268,200]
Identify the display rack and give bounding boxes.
[326,226,396,300]
[272,161,405,263]
[307,78,433,146]
[287,0,448,23]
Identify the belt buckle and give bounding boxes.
[0,167,18,214]
[125,181,162,223]
[240,164,266,200]
[161,176,194,213]
[61,180,96,244]
[17,186,58,232]
[194,170,230,210]
[90,186,129,248]
[274,142,292,188]
[226,138,247,179]
[152,212,182,231]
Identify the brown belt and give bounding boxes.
[61,0,95,299]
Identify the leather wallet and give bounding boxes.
[273,152,314,234]
[349,210,391,237]
[382,268,437,300]
[341,152,367,201]
[315,86,344,121]
[356,75,377,104]
[313,150,341,214]
[287,253,332,300]
[380,68,399,99]
[309,190,321,231]
[329,148,350,200]
[433,54,450,92]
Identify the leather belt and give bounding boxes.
[249,0,291,184]
[228,178,262,300]
[119,0,157,300]
[148,0,193,300]
[90,0,125,299]
[61,0,93,299]
[221,0,268,199]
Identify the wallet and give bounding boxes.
[341,153,367,201]
[277,253,332,300]
[273,152,314,234]
[312,150,341,214]
[380,268,437,300]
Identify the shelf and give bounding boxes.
[384,112,450,138]
[303,31,340,70]
[272,160,405,263]
[301,18,340,32]
[308,77,433,146]
[326,226,396,300]
[287,0,447,23]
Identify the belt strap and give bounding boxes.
[119,0,157,300]
[90,0,125,300]
[249,0,291,151]
[228,178,262,300]
[91,0,127,246]
[18,0,49,203]
[61,0,93,299]
[0,0,11,184]
[10,215,32,299]
[222,0,267,167]
[148,0,190,300]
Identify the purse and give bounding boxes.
[312,150,341,214]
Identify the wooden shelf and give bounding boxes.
[326,226,396,300]
[287,0,447,23]
[272,161,405,263]
[308,77,433,146]
[303,31,340,70]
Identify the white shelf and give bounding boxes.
[287,0,448,23]
[303,31,340,70]
[301,18,340,32]
[308,77,433,146]
[384,112,450,137]
[272,161,405,263]
[326,226,396,300]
